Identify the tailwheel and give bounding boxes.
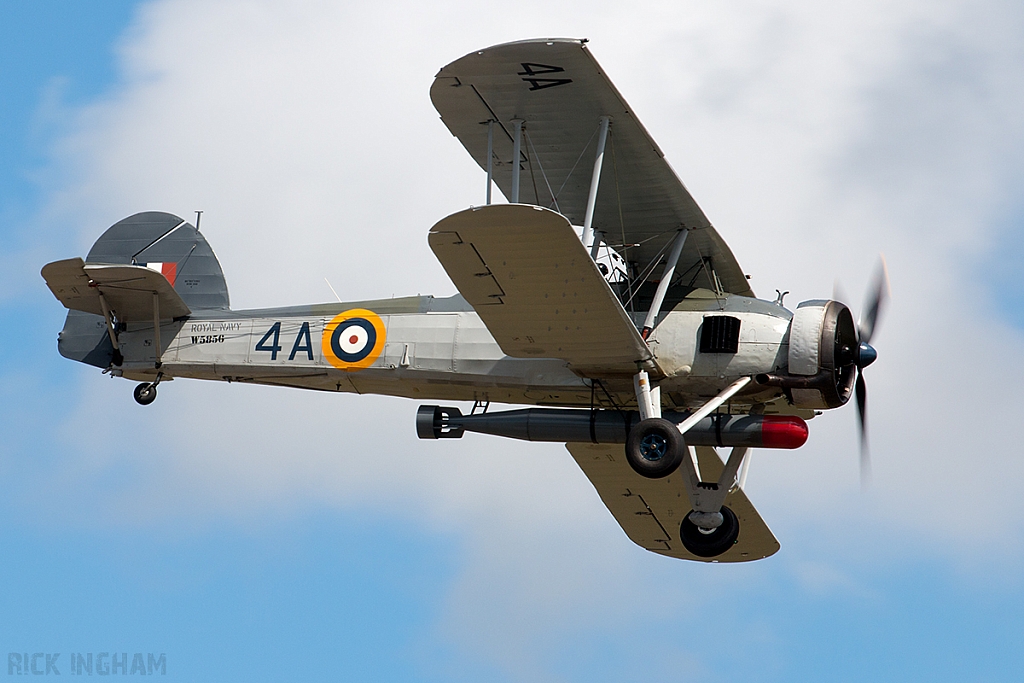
[133,382,157,405]
[680,505,739,558]
[625,417,683,479]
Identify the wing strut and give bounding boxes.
[582,116,611,254]
[96,290,123,366]
[152,291,163,368]
[511,119,523,202]
[485,120,494,205]
[640,228,690,339]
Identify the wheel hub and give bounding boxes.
[638,434,668,461]
[688,510,724,530]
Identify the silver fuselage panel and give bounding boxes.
[100,292,794,411]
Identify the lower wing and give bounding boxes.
[566,442,779,562]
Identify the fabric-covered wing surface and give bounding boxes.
[566,442,779,562]
[42,258,192,321]
[429,204,653,377]
[431,38,754,298]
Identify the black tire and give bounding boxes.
[133,383,157,406]
[680,505,739,558]
[625,417,684,479]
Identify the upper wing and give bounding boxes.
[431,38,754,298]
[42,258,191,321]
[566,442,779,562]
[429,204,654,377]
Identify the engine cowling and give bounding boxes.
[781,299,858,409]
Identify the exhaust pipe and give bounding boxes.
[416,406,807,449]
[755,372,832,390]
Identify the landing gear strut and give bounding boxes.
[627,371,755,558]
[625,369,683,478]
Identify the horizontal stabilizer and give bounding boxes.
[42,258,191,321]
[567,442,779,562]
[429,204,653,377]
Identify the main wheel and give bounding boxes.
[625,417,683,479]
[680,505,739,558]
[133,383,157,405]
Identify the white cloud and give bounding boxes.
[25,0,1024,674]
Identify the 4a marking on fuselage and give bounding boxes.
[249,310,386,369]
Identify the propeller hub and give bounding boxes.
[856,342,877,368]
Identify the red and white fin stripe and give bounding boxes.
[142,262,177,286]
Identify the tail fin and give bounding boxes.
[86,211,230,311]
[49,211,230,369]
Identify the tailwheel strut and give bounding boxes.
[133,372,165,406]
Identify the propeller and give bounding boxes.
[837,257,890,487]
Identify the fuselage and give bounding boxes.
[67,289,797,411]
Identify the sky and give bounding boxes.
[3,0,1024,680]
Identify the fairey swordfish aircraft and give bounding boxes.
[42,39,887,563]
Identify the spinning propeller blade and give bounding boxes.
[858,256,890,344]
[842,256,889,487]
[855,370,870,487]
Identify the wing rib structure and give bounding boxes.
[429,204,653,377]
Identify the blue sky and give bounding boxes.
[0,3,133,225]
[0,5,454,680]
[4,1,1024,681]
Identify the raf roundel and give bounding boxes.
[322,308,386,370]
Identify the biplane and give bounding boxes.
[42,39,886,562]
